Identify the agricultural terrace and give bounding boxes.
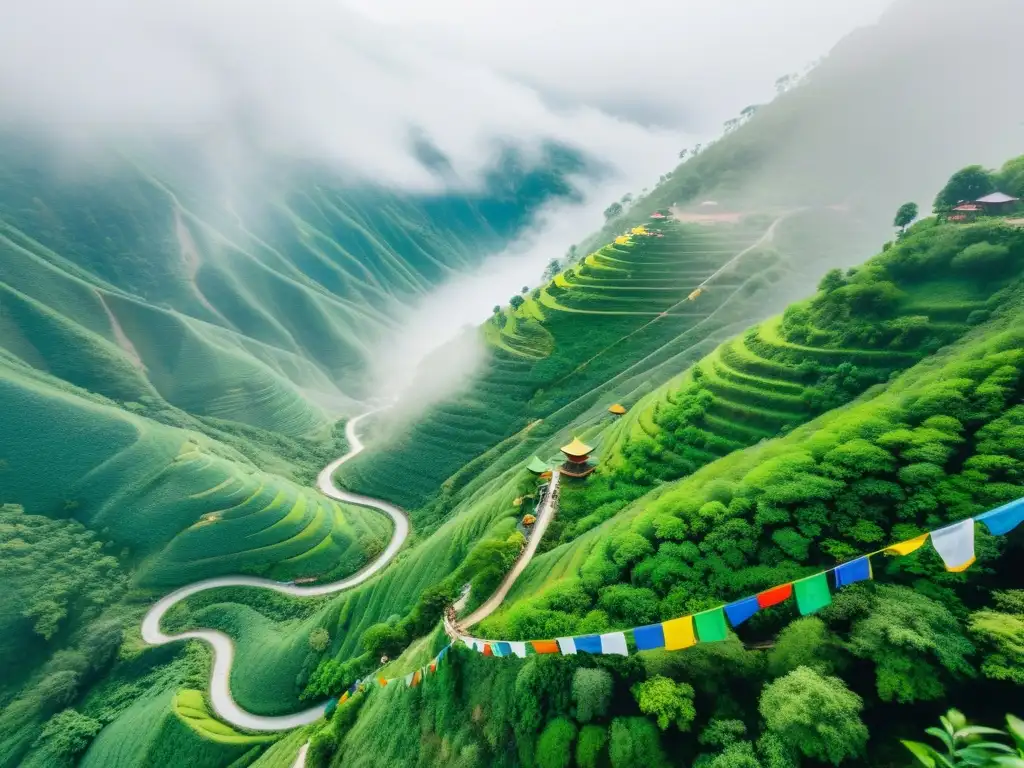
[549,216,1024,547]
[337,216,813,517]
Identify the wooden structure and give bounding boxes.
[976,192,1020,215]
[559,437,596,478]
[608,403,627,415]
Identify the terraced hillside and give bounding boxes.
[336,215,834,515]
[0,138,585,437]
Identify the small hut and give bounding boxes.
[526,456,551,475]
[976,192,1020,215]
[609,403,627,415]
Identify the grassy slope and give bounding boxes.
[0,356,389,588]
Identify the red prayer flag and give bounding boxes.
[482,643,494,657]
[412,669,422,686]
[531,640,560,654]
[430,661,437,673]
[378,677,388,686]
[756,583,793,609]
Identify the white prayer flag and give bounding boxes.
[930,519,976,572]
[599,632,628,656]
[557,637,577,655]
[508,641,528,658]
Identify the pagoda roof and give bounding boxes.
[526,456,551,474]
[608,403,627,415]
[953,204,981,212]
[977,192,1019,204]
[561,437,593,456]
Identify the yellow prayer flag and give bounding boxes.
[947,556,976,573]
[662,616,696,651]
[884,533,928,556]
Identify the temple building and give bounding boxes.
[976,192,1020,215]
[560,437,597,478]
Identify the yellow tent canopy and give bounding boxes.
[609,403,627,415]
[561,437,593,457]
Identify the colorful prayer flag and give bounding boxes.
[757,583,793,609]
[633,623,666,651]
[430,661,437,673]
[339,691,349,704]
[495,641,512,657]
[412,670,422,687]
[600,632,628,656]
[977,497,1024,536]
[834,556,872,588]
[884,533,928,556]
[378,677,388,687]
[509,641,528,658]
[404,672,413,687]
[557,637,578,655]
[662,616,697,650]
[930,519,976,572]
[724,596,760,627]
[694,608,729,642]
[482,643,494,657]
[531,640,560,654]
[574,635,602,654]
[794,573,832,615]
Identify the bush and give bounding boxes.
[537,717,578,768]
[609,717,668,768]
[576,724,610,768]
[951,241,1011,272]
[631,676,696,731]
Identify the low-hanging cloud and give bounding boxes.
[0,0,888,192]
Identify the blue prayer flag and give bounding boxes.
[633,623,665,651]
[574,635,602,654]
[834,556,872,588]
[496,642,512,657]
[977,498,1024,536]
[724,596,760,627]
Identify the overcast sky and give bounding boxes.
[0,0,890,193]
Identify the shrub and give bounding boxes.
[576,724,610,768]
[609,717,667,768]
[631,676,696,731]
[537,717,578,768]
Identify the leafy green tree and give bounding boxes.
[604,202,624,221]
[847,586,975,703]
[699,719,748,748]
[631,675,696,731]
[510,295,526,310]
[818,268,846,294]
[33,709,102,759]
[537,717,577,768]
[576,724,610,768]
[894,202,919,233]
[768,617,841,677]
[609,717,668,768]
[572,668,614,723]
[934,165,995,210]
[542,259,562,281]
[360,622,407,659]
[759,667,868,765]
[610,531,653,568]
[521,285,529,294]
[970,591,1024,684]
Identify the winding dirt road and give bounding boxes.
[140,407,409,732]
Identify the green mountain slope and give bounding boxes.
[311,201,1024,768]
[0,139,586,438]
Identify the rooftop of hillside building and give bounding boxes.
[560,437,593,457]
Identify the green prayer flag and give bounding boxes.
[694,607,729,642]
[794,573,832,615]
